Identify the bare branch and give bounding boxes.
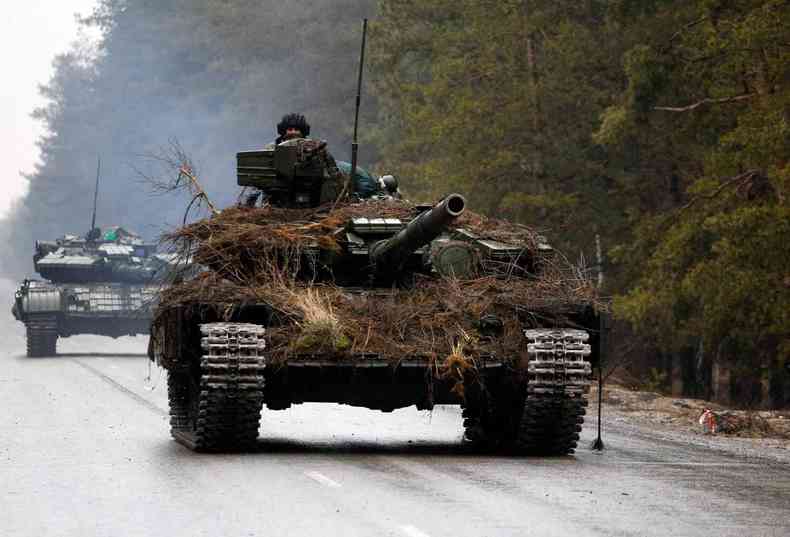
[134,138,219,223]
[662,15,709,52]
[177,166,219,215]
[654,93,756,112]
[680,170,760,211]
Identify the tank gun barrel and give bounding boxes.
[369,193,466,270]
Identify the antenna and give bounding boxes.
[90,156,101,232]
[350,18,368,184]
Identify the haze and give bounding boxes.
[0,1,98,219]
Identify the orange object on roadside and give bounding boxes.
[699,408,717,434]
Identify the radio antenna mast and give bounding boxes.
[90,156,101,233]
[350,18,368,184]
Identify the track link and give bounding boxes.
[25,315,59,357]
[516,329,592,455]
[168,323,267,451]
[462,384,523,449]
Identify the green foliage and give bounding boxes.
[593,106,630,147]
[370,0,629,255]
[606,0,790,367]
[622,44,670,115]
[373,0,790,386]
[616,198,790,354]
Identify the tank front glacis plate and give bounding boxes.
[62,284,159,317]
[16,280,159,319]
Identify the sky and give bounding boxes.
[0,1,99,219]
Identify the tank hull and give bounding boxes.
[151,302,601,454]
[13,279,157,357]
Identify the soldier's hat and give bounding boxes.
[277,113,310,137]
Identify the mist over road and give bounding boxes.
[0,0,378,279]
[1,281,789,537]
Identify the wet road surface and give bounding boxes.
[2,329,789,537]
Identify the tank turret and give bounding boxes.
[369,194,465,271]
[32,227,169,284]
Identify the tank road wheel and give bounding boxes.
[462,385,524,449]
[167,323,267,451]
[25,315,59,357]
[515,329,592,456]
[516,393,587,455]
[462,405,492,446]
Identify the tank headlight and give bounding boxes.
[431,241,479,279]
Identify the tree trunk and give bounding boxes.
[670,352,684,396]
[760,363,773,409]
[711,344,732,405]
[522,1,547,218]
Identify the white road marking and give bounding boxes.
[400,524,432,537]
[304,471,342,489]
[616,462,759,467]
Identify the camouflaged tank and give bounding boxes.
[13,226,178,357]
[151,139,603,455]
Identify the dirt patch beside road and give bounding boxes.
[597,384,790,439]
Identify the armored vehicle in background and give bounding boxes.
[13,226,177,357]
[150,139,603,455]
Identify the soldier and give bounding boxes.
[275,113,311,144]
[246,113,347,207]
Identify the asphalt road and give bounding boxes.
[2,319,789,536]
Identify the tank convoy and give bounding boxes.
[150,138,603,455]
[13,226,177,357]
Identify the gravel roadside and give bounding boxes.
[592,384,790,464]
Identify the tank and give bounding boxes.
[12,226,178,357]
[150,139,603,454]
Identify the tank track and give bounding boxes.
[168,323,267,451]
[461,386,523,449]
[516,328,592,455]
[25,314,58,357]
[462,329,591,455]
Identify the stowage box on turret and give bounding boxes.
[150,138,604,455]
[13,227,178,357]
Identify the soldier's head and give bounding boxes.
[277,113,310,142]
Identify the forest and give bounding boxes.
[1,0,787,407]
